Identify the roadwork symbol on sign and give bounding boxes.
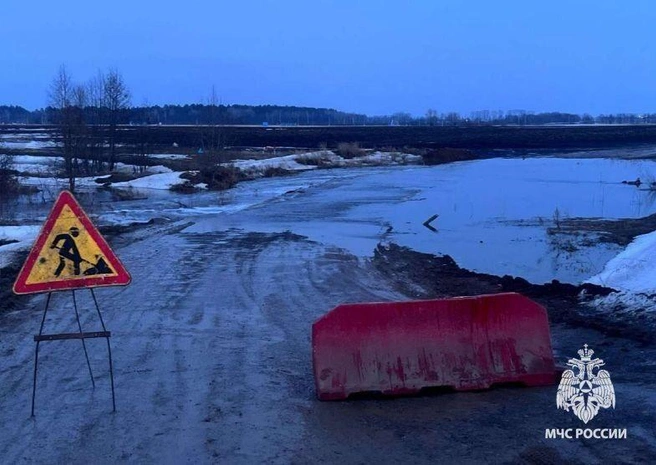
[13,190,131,295]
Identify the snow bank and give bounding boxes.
[148,154,190,160]
[10,150,422,194]
[228,150,422,176]
[0,225,40,268]
[11,155,59,175]
[352,151,423,166]
[10,155,57,165]
[20,176,101,189]
[0,133,50,140]
[295,150,422,167]
[231,154,317,173]
[22,170,186,191]
[113,163,173,175]
[585,229,656,312]
[112,171,188,190]
[0,141,58,150]
[586,230,656,293]
[0,225,39,245]
[7,154,174,178]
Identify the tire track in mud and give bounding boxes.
[0,223,221,463]
[180,230,405,463]
[0,223,404,464]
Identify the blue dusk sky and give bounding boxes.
[1,1,654,116]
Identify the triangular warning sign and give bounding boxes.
[13,190,131,295]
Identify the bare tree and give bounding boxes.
[135,99,151,173]
[49,65,78,192]
[104,69,131,171]
[391,112,413,126]
[426,109,438,126]
[199,85,227,157]
[85,71,106,174]
[71,84,90,178]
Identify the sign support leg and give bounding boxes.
[32,292,52,417]
[91,288,116,412]
[72,290,95,388]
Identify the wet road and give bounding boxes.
[1,175,656,463]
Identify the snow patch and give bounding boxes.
[231,154,317,173]
[20,175,101,189]
[0,141,58,150]
[10,155,57,165]
[585,229,656,311]
[10,155,59,175]
[114,163,173,175]
[148,154,190,160]
[112,171,188,190]
[586,230,656,293]
[0,225,40,268]
[227,150,422,177]
[585,291,656,314]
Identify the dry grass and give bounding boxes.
[336,142,364,158]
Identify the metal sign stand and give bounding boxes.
[31,288,116,416]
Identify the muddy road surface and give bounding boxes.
[1,169,656,463]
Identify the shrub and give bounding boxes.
[263,167,292,178]
[170,181,199,194]
[295,156,320,166]
[93,172,137,184]
[0,155,19,198]
[336,142,364,159]
[196,165,244,190]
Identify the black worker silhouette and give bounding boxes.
[51,227,83,277]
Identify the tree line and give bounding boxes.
[4,104,656,128]
[1,103,371,126]
[4,64,656,195]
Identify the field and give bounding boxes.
[5,123,656,152]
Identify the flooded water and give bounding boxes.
[342,158,656,284]
[7,156,656,284]
[216,157,656,284]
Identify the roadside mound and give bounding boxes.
[372,243,654,343]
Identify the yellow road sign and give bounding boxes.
[13,191,131,294]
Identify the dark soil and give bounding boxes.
[181,165,245,190]
[262,167,294,178]
[169,181,200,194]
[0,251,27,312]
[115,124,656,151]
[94,172,139,184]
[7,124,656,154]
[550,212,656,246]
[422,147,480,165]
[98,218,161,237]
[372,243,655,343]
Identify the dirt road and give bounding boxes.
[1,215,655,464]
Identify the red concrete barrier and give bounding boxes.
[312,292,556,400]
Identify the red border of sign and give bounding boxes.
[13,190,131,295]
